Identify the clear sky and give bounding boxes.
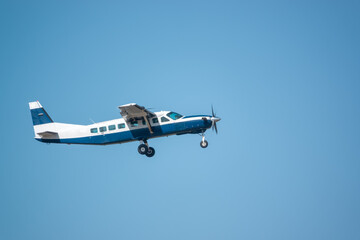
[1,0,360,239]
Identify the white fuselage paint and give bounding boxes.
[34,111,210,142]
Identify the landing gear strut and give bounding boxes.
[200,133,208,148]
[138,140,155,157]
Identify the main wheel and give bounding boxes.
[200,140,208,148]
[138,144,148,155]
[145,147,155,157]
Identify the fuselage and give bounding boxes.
[35,111,213,145]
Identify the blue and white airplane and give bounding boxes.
[29,101,221,157]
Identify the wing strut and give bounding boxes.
[143,117,154,134]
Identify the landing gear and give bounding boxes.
[146,147,155,157]
[200,133,208,148]
[138,140,156,157]
[200,140,208,148]
[138,144,148,155]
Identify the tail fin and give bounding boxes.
[29,101,54,125]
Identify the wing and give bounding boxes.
[118,103,156,134]
[118,103,155,120]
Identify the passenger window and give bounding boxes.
[142,119,146,125]
[161,117,170,122]
[118,123,125,129]
[152,118,158,124]
[99,126,107,132]
[130,121,138,127]
[108,125,116,131]
[90,128,98,133]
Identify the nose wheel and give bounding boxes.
[200,140,208,148]
[200,134,208,148]
[138,140,155,157]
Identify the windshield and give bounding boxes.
[166,112,183,120]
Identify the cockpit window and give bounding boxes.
[166,112,183,120]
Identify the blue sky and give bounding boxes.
[1,0,360,239]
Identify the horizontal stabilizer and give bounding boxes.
[37,131,58,138]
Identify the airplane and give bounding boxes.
[29,101,221,157]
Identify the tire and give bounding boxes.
[145,147,155,157]
[200,140,208,148]
[138,144,148,155]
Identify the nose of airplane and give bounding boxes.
[210,105,221,134]
[210,116,221,134]
[211,117,221,123]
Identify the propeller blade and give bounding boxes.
[211,105,220,134]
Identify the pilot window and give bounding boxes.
[108,125,116,131]
[161,117,170,122]
[152,118,158,124]
[166,112,183,120]
[118,123,125,129]
[99,126,107,132]
[130,121,138,127]
[90,128,98,133]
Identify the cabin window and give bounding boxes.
[90,128,98,133]
[108,125,116,131]
[152,118,158,124]
[130,121,138,127]
[167,112,183,120]
[99,126,107,132]
[118,123,125,129]
[161,117,170,122]
[142,119,146,125]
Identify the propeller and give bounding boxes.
[211,105,221,134]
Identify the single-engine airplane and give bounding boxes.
[29,101,221,157]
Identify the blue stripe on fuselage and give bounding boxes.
[37,118,212,145]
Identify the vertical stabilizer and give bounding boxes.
[29,101,54,125]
